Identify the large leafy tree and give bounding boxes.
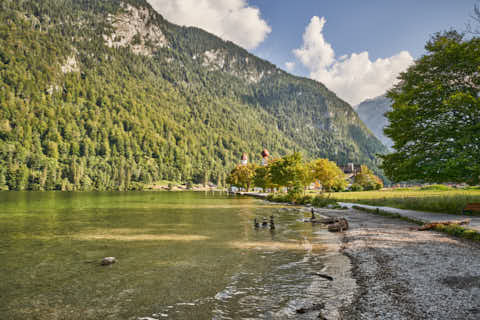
[354,165,383,191]
[226,163,257,191]
[269,153,312,190]
[253,165,272,191]
[310,158,347,192]
[382,31,480,185]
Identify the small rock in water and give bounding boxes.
[101,257,116,266]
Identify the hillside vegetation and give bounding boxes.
[0,0,387,190]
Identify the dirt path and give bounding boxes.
[315,207,480,320]
[339,202,480,232]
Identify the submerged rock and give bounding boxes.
[101,257,116,266]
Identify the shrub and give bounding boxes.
[311,194,337,208]
[350,183,363,192]
[295,195,313,205]
[420,184,452,191]
[266,193,290,203]
[287,183,304,202]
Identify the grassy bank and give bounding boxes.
[266,193,341,208]
[353,205,480,242]
[326,188,480,215]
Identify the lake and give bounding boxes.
[0,192,353,319]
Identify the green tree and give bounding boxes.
[253,165,271,191]
[382,32,480,185]
[354,165,383,190]
[0,168,7,190]
[45,141,59,158]
[226,163,257,191]
[15,165,29,191]
[311,158,347,192]
[269,153,312,192]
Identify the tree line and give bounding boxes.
[227,153,383,200]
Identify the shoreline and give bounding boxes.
[252,193,480,319]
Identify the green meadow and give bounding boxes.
[325,186,480,215]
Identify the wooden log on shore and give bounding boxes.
[317,218,338,225]
[327,218,349,232]
[417,219,470,231]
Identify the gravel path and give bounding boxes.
[315,207,480,320]
[339,202,480,232]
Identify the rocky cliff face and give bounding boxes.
[103,3,168,56]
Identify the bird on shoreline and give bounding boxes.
[262,217,268,227]
[269,215,275,230]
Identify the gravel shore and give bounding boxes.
[319,207,480,320]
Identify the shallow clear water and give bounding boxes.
[0,192,342,320]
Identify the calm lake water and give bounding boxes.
[0,192,351,320]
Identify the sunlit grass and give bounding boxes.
[325,188,480,214]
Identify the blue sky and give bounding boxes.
[250,1,476,73]
[148,0,478,105]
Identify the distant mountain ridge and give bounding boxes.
[0,0,387,190]
[355,95,393,149]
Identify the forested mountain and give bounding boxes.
[355,95,393,149]
[0,0,387,191]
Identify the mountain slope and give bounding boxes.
[0,0,387,190]
[356,95,393,149]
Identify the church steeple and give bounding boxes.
[241,152,248,165]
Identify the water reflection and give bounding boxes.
[0,192,346,320]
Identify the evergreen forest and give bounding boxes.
[0,0,387,191]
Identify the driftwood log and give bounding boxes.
[317,217,337,225]
[327,218,349,232]
[309,273,334,281]
[305,214,349,232]
[417,219,470,231]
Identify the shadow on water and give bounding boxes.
[0,192,350,320]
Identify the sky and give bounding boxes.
[147,0,478,106]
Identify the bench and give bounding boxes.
[463,203,480,214]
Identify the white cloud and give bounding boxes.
[293,16,414,106]
[147,0,271,50]
[285,61,296,72]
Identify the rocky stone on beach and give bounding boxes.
[101,257,116,266]
[296,302,325,314]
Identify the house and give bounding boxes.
[340,163,362,181]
